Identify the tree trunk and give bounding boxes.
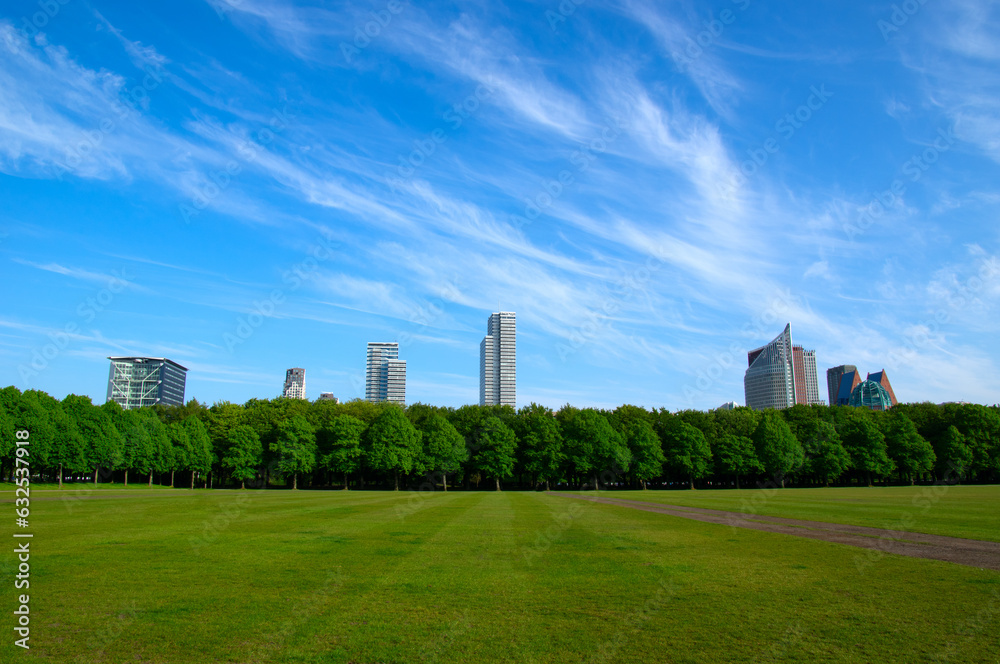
[443,474,448,492]
[641,479,647,490]
[593,475,599,491]
[124,468,128,487]
[58,463,63,489]
[689,475,694,490]
[496,477,501,491]
[292,473,298,490]
[94,467,99,485]
[170,470,175,487]
[148,470,153,488]
[546,480,551,491]
[191,472,195,490]
[343,472,349,490]
[736,474,741,490]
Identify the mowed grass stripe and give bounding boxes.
[275,491,483,663]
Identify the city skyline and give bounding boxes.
[1,2,999,411]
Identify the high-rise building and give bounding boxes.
[106,357,187,409]
[792,346,822,405]
[744,324,821,410]
[318,392,340,403]
[827,364,858,406]
[366,342,406,404]
[283,368,306,399]
[480,311,516,407]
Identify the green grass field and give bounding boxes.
[3,486,999,663]
[595,484,1000,543]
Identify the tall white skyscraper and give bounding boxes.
[283,368,306,399]
[480,311,515,407]
[366,342,406,404]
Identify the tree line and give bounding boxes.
[1,386,998,491]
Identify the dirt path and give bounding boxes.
[549,492,1000,572]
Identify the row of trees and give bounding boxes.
[1,386,998,491]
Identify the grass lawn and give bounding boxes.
[594,484,1000,543]
[2,487,998,663]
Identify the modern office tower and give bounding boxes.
[480,311,516,407]
[744,324,821,410]
[106,357,187,409]
[792,346,822,405]
[283,368,306,399]
[366,342,406,404]
[827,365,858,406]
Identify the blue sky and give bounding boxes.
[1,0,998,410]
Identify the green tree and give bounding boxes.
[838,409,893,486]
[657,412,712,489]
[622,419,664,489]
[102,403,151,487]
[474,416,517,491]
[184,417,213,488]
[798,420,849,487]
[419,414,467,491]
[561,408,630,491]
[273,415,317,490]
[137,409,170,486]
[363,406,421,490]
[751,410,802,488]
[713,434,762,489]
[515,404,564,490]
[63,394,123,484]
[881,412,935,484]
[320,415,366,490]
[166,421,191,487]
[934,425,973,480]
[222,425,262,489]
